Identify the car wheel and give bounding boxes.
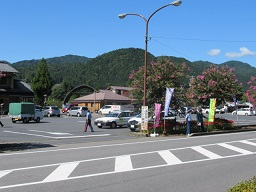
[232,112,236,115]
[77,113,81,117]
[110,122,117,129]
[57,114,60,117]
[67,112,70,116]
[245,113,248,116]
[36,117,40,123]
[98,126,102,128]
[99,111,102,115]
[23,118,28,123]
[48,113,51,117]
[12,119,16,123]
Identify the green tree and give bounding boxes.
[129,58,189,107]
[31,58,52,105]
[188,65,243,106]
[246,76,256,107]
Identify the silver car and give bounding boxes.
[67,106,88,117]
[43,106,60,117]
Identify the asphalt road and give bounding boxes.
[1,131,256,191]
[0,113,255,147]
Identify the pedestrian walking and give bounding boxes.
[84,110,94,132]
[196,107,207,132]
[185,109,192,136]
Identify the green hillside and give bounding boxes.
[11,48,256,91]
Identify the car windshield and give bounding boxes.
[136,114,141,118]
[105,113,119,117]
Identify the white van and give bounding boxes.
[98,105,134,115]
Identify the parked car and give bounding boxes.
[232,108,253,116]
[94,111,134,128]
[43,106,60,117]
[127,110,175,132]
[62,105,74,113]
[66,106,88,117]
[203,106,224,114]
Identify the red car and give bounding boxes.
[62,105,74,113]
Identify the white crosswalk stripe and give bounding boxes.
[191,146,222,159]
[43,162,79,182]
[115,155,133,172]
[158,150,182,165]
[218,143,253,155]
[1,139,256,189]
[0,171,11,178]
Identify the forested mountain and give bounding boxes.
[11,48,256,91]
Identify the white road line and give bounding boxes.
[218,143,253,155]
[0,171,11,178]
[191,146,222,159]
[43,162,79,182]
[115,155,133,172]
[158,150,182,165]
[29,130,72,135]
[0,152,256,190]
[240,140,256,146]
[3,130,110,139]
[0,131,255,157]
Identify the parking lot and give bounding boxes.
[0,113,255,148]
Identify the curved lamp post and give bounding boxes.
[118,0,182,106]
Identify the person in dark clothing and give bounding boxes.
[84,110,94,132]
[196,107,207,132]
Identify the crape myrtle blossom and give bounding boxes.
[246,76,256,107]
[128,58,189,107]
[188,65,243,106]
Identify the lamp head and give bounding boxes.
[171,0,182,6]
[118,14,127,19]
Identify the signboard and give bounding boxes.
[208,98,216,122]
[141,106,148,131]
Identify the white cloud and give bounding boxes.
[207,49,221,56]
[225,47,256,58]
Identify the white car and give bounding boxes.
[127,113,142,132]
[67,106,88,117]
[232,108,253,116]
[94,111,134,128]
[203,108,224,114]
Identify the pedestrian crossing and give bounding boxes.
[1,139,256,189]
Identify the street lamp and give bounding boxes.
[118,0,182,106]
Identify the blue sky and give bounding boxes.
[1,0,256,67]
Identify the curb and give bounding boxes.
[132,125,256,137]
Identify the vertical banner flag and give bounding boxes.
[208,98,216,122]
[141,106,148,131]
[154,103,162,128]
[164,88,174,116]
[233,96,237,110]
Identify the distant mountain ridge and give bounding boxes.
[10,48,256,90]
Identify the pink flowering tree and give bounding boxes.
[129,58,189,107]
[246,76,256,107]
[188,65,243,106]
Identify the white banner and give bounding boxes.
[164,88,174,117]
[141,106,148,131]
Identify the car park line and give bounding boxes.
[3,130,110,139]
[29,130,73,135]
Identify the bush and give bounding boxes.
[205,118,234,131]
[147,117,234,135]
[228,176,256,192]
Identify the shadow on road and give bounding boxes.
[0,143,55,153]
